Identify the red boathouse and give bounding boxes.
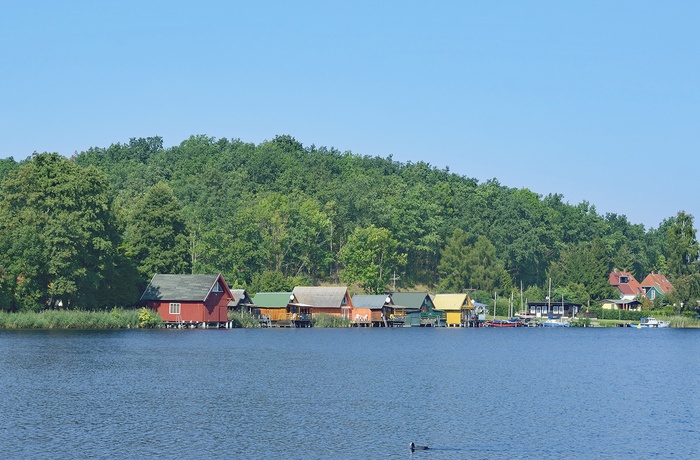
[140,273,232,326]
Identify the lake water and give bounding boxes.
[1,327,699,459]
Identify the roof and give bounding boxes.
[602,299,642,305]
[640,272,674,293]
[528,301,583,307]
[390,292,431,309]
[352,294,392,310]
[292,286,351,309]
[140,274,226,302]
[433,294,473,311]
[229,289,253,307]
[609,269,643,297]
[252,292,293,308]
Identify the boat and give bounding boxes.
[633,317,670,328]
[541,319,570,327]
[487,318,523,327]
[541,312,570,327]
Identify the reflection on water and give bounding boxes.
[1,328,698,459]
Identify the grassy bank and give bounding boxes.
[0,308,161,329]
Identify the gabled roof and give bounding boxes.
[390,292,431,309]
[140,274,228,302]
[352,294,392,310]
[609,269,644,297]
[252,292,293,308]
[640,272,674,294]
[433,293,473,311]
[229,289,254,307]
[292,286,351,309]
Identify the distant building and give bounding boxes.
[140,273,232,325]
[601,299,642,311]
[229,289,254,313]
[433,293,475,327]
[609,269,644,300]
[292,286,353,318]
[640,272,674,300]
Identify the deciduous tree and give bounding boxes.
[340,226,406,294]
[0,153,122,310]
[123,182,190,278]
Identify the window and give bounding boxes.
[620,276,629,283]
[169,303,181,315]
[213,282,223,292]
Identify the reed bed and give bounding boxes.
[0,308,160,329]
[227,311,261,328]
[311,313,352,328]
[668,315,700,328]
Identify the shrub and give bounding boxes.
[138,308,161,328]
[570,317,591,327]
[228,311,260,328]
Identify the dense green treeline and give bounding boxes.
[1,134,699,312]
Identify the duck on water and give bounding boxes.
[410,442,429,452]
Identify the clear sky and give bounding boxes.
[1,1,698,229]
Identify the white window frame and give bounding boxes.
[213,282,223,292]
[169,303,181,315]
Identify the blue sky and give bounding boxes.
[1,1,698,229]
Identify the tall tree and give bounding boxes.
[0,153,121,310]
[123,182,190,278]
[549,239,615,303]
[666,211,699,277]
[340,226,406,294]
[438,228,473,292]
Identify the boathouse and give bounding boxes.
[351,294,399,327]
[140,273,232,326]
[229,289,255,313]
[292,286,353,319]
[391,292,442,327]
[433,293,475,327]
[251,292,292,325]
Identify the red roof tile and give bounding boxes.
[640,272,674,293]
[609,269,643,297]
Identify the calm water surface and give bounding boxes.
[1,328,699,459]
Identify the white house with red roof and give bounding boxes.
[609,269,644,300]
[609,269,674,301]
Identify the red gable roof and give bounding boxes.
[609,269,643,297]
[640,272,674,294]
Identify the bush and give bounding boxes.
[590,307,647,321]
[570,317,591,327]
[228,310,260,328]
[138,308,161,328]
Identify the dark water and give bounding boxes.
[1,328,699,459]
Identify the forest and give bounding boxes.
[0,134,698,313]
